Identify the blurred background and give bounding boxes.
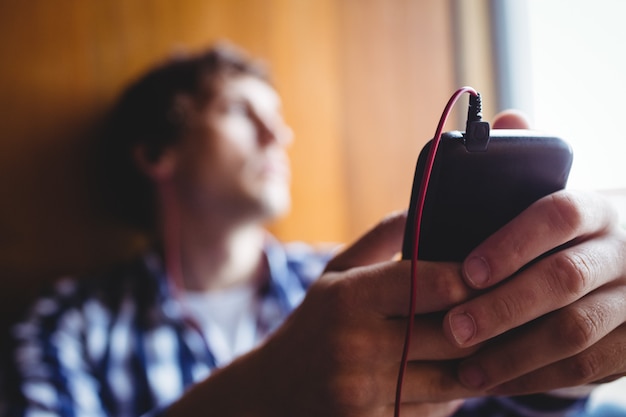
[0,0,624,339]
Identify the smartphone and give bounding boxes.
[401,129,573,262]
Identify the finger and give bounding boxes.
[462,190,618,289]
[323,315,474,373]
[491,109,531,129]
[327,260,476,317]
[326,359,466,409]
[488,323,626,396]
[386,399,465,417]
[379,315,480,361]
[455,283,626,390]
[445,232,625,347]
[325,211,407,272]
[389,361,476,402]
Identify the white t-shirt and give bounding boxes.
[182,284,258,366]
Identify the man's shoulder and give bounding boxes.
[18,252,161,322]
[281,241,339,261]
[270,240,339,284]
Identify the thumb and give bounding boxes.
[325,211,407,272]
[492,109,531,129]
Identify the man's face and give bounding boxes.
[170,74,293,223]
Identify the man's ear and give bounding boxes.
[133,144,178,182]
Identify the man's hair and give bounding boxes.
[95,43,269,233]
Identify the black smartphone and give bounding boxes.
[401,129,573,262]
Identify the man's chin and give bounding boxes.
[259,191,291,221]
[238,183,291,222]
[262,199,291,221]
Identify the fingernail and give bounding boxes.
[464,256,490,287]
[459,363,486,389]
[449,312,476,345]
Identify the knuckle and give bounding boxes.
[556,308,599,351]
[546,192,585,237]
[567,350,604,383]
[547,252,592,297]
[496,233,527,270]
[491,293,523,324]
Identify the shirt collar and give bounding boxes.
[141,234,309,320]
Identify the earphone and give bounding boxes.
[394,87,481,417]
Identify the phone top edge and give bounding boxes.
[441,129,567,140]
[436,130,573,155]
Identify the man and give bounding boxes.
[4,44,626,417]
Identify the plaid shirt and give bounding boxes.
[2,238,590,417]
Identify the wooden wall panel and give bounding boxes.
[0,0,455,327]
[337,0,456,239]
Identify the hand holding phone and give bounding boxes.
[394,88,575,415]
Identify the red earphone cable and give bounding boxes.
[394,87,478,417]
[161,180,208,336]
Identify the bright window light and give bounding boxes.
[525,0,626,191]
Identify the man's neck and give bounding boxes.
[175,218,267,293]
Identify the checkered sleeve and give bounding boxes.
[6,278,111,417]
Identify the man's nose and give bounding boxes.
[257,116,293,147]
